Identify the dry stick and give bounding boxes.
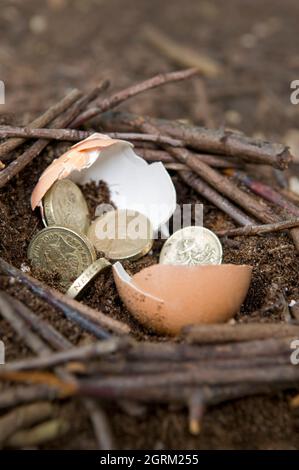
[179,170,255,226]
[0,126,184,147]
[226,169,299,217]
[77,363,299,397]
[188,390,205,435]
[0,293,50,357]
[128,117,263,225]
[135,147,239,169]
[0,79,110,163]
[11,296,72,351]
[143,25,222,77]
[163,147,278,223]
[127,337,294,361]
[77,382,290,405]
[0,257,130,337]
[0,385,61,410]
[0,402,53,446]
[0,89,81,160]
[84,399,116,450]
[72,68,199,127]
[3,338,128,372]
[168,148,298,242]
[99,111,292,170]
[77,355,291,378]
[215,217,299,238]
[2,294,117,450]
[0,84,105,189]
[181,322,299,344]
[6,419,69,448]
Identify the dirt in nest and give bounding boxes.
[1,0,299,450]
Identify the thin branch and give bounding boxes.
[143,26,222,77]
[136,147,239,168]
[181,322,299,344]
[72,68,199,127]
[99,111,292,170]
[0,293,50,357]
[179,170,256,226]
[226,169,299,217]
[0,89,81,160]
[216,218,299,237]
[0,257,130,337]
[84,399,115,450]
[0,402,53,446]
[0,126,184,147]
[0,84,106,188]
[3,338,128,372]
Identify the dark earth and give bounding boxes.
[1,0,299,450]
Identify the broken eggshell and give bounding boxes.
[31,133,176,232]
[113,262,252,335]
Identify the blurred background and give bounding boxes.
[1,0,299,142]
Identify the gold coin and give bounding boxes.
[87,209,153,261]
[159,226,223,266]
[43,179,90,234]
[67,258,111,299]
[28,226,96,288]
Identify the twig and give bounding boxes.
[6,419,69,448]
[0,293,51,357]
[179,170,256,226]
[127,337,294,361]
[99,111,292,170]
[143,26,222,77]
[72,68,199,127]
[192,79,215,127]
[3,293,117,449]
[84,399,115,450]
[77,363,299,396]
[0,89,81,160]
[0,84,106,189]
[136,147,239,168]
[8,295,73,351]
[131,115,275,224]
[0,385,62,410]
[181,322,299,344]
[226,169,299,217]
[0,126,184,147]
[0,402,53,446]
[2,338,128,372]
[188,390,205,435]
[168,149,278,223]
[0,257,130,337]
[215,218,299,237]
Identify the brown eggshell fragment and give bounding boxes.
[30,133,124,210]
[113,262,252,335]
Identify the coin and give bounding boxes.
[43,179,90,234]
[159,226,222,266]
[87,209,153,261]
[28,226,96,288]
[67,258,111,299]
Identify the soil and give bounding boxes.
[1,0,299,450]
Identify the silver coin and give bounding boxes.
[159,226,222,266]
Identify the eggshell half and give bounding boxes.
[31,133,176,232]
[113,262,252,335]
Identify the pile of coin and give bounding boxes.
[28,178,224,296]
[28,179,154,295]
